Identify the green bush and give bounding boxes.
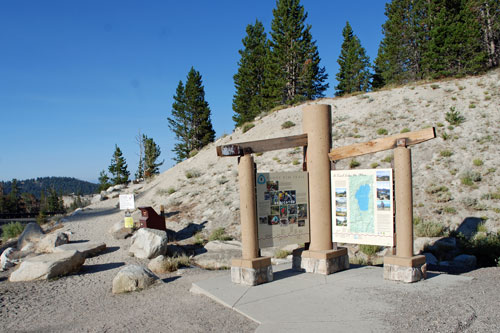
[167,187,176,195]
[381,155,393,163]
[440,150,453,157]
[457,232,500,267]
[274,249,291,259]
[445,107,465,125]
[349,159,360,169]
[208,227,233,241]
[414,218,446,237]
[461,171,481,186]
[185,169,201,179]
[281,121,296,129]
[2,222,25,241]
[473,159,483,167]
[242,123,255,133]
[377,128,388,135]
[359,244,382,256]
[400,128,410,133]
[370,162,379,169]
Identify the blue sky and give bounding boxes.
[0,0,388,183]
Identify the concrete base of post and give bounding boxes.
[383,254,427,283]
[231,257,273,286]
[292,248,349,275]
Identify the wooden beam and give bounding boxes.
[329,127,436,161]
[216,134,308,157]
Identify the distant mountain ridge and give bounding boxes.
[1,177,98,198]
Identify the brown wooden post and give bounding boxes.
[238,153,259,260]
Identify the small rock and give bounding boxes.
[0,248,19,271]
[109,221,133,240]
[17,222,45,250]
[112,265,159,294]
[9,250,86,282]
[129,228,168,259]
[36,232,69,253]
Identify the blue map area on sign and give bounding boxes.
[355,185,371,211]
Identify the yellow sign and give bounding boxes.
[124,216,134,229]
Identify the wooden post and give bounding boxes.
[394,139,413,258]
[238,154,259,260]
[302,104,333,251]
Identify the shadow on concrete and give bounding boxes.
[162,276,181,283]
[272,268,304,282]
[80,262,125,274]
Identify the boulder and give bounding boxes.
[36,232,69,253]
[147,255,171,274]
[423,252,438,266]
[17,222,45,250]
[0,248,19,271]
[112,265,159,294]
[54,242,106,258]
[193,240,242,269]
[91,194,102,204]
[109,220,133,240]
[9,250,86,282]
[129,228,168,259]
[453,254,477,269]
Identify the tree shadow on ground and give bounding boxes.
[80,262,125,275]
[162,276,181,283]
[175,221,208,241]
[0,276,7,282]
[100,246,120,255]
[66,207,120,221]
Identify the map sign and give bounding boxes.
[256,172,310,248]
[331,169,394,246]
[119,194,135,210]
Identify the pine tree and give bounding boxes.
[422,0,486,78]
[335,22,371,96]
[108,145,130,185]
[0,184,6,213]
[168,81,191,162]
[168,68,215,162]
[7,179,20,213]
[264,0,328,106]
[142,135,164,178]
[135,131,144,180]
[232,20,269,127]
[469,0,500,68]
[98,170,111,192]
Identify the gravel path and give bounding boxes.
[0,204,257,332]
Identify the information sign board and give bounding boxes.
[119,194,135,210]
[331,169,394,246]
[256,172,310,248]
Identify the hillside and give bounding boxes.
[91,69,500,243]
[1,177,98,199]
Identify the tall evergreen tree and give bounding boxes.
[168,67,215,162]
[135,131,144,180]
[98,170,111,192]
[422,0,486,77]
[466,0,499,68]
[335,22,371,96]
[264,0,328,106]
[7,179,20,213]
[232,20,269,127]
[142,135,164,178]
[108,145,130,185]
[168,81,190,162]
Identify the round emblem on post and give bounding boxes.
[257,174,266,184]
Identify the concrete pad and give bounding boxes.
[191,263,473,331]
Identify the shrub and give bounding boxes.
[208,227,233,241]
[188,149,199,158]
[1,222,25,241]
[445,106,465,125]
[477,223,488,233]
[242,123,255,133]
[400,128,410,133]
[440,150,453,157]
[163,255,191,272]
[377,128,388,135]
[370,162,379,169]
[185,169,201,179]
[457,232,500,267]
[274,249,291,259]
[441,132,450,140]
[281,121,296,129]
[443,206,457,214]
[359,244,382,256]
[436,122,444,127]
[381,155,393,163]
[473,159,483,167]
[430,84,440,89]
[469,103,476,109]
[461,171,482,186]
[414,219,446,237]
[292,159,300,166]
[167,187,176,195]
[349,159,360,169]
